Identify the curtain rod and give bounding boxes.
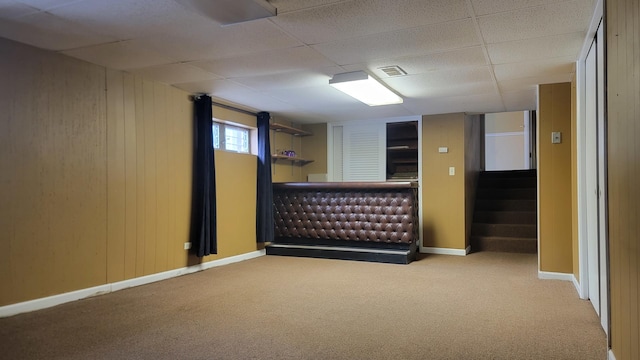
[212,101,258,117]
[190,95,259,117]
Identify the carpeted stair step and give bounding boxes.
[475,199,536,211]
[477,177,536,188]
[473,211,536,224]
[472,223,537,238]
[476,188,537,200]
[479,169,537,178]
[471,236,537,253]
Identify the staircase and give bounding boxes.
[471,170,537,253]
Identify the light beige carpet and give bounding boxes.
[0,252,606,359]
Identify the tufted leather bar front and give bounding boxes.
[272,182,419,259]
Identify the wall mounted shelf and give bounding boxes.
[270,123,312,137]
[272,154,314,165]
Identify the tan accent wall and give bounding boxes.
[464,115,482,248]
[422,113,466,250]
[0,38,259,306]
[607,0,640,357]
[538,83,573,273]
[571,75,580,280]
[301,123,328,181]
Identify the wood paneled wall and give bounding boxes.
[301,123,328,181]
[538,83,573,274]
[607,0,640,357]
[0,38,259,306]
[105,70,194,283]
[0,38,108,305]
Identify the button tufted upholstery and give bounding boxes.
[273,184,418,245]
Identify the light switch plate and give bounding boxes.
[552,132,562,144]
[449,167,455,176]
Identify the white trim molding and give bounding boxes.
[608,349,616,360]
[421,246,470,256]
[0,250,266,318]
[538,271,574,281]
[572,275,583,297]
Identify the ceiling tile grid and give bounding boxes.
[271,0,469,45]
[477,0,595,44]
[312,19,481,66]
[0,0,598,123]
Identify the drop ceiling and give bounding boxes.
[0,0,596,123]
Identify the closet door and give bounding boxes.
[342,123,386,181]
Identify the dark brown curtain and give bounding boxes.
[190,95,217,256]
[256,111,274,243]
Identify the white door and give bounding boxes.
[595,22,608,334]
[584,21,608,334]
[585,39,599,316]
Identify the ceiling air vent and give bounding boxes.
[378,65,407,77]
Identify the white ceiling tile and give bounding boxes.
[0,1,40,19]
[0,11,116,50]
[272,0,469,45]
[384,66,496,98]
[478,1,594,44]
[16,0,84,10]
[487,32,584,64]
[497,73,573,93]
[190,46,336,78]
[138,20,303,63]
[47,0,199,39]
[342,47,488,78]
[131,63,220,85]
[493,56,575,81]
[501,89,537,111]
[268,0,345,14]
[230,67,344,91]
[173,78,293,114]
[61,40,176,70]
[403,93,505,115]
[313,19,480,65]
[471,0,567,16]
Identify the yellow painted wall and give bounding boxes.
[301,123,328,181]
[538,83,573,273]
[607,0,640,357]
[464,115,482,248]
[0,37,259,306]
[422,113,466,250]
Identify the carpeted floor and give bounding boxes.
[0,252,606,359]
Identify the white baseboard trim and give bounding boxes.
[421,246,470,256]
[608,349,616,360]
[538,271,574,281]
[0,249,265,318]
[571,274,581,296]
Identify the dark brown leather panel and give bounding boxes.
[273,186,418,244]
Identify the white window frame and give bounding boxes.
[212,118,257,155]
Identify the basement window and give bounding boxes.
[212,120,253,154]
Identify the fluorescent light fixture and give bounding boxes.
[176,0,276,26]
[329,71,403,106]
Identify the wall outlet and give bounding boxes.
[449,167,455,176]
[184,242,191,250]
[438,147,449,153]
